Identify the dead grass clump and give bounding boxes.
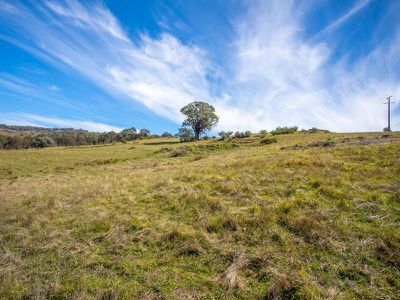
[221,252,248,292]
[162,227,188,243]
[194,142,239,152]
[97,289,119,300]
[375,237,400,267]
[308,140,334,148]
[76,158,128,166]
[338,267,370,283]
[189,155,206,162]
[244,205,275,228]
[260,138,277,145]
[160,227,206,257]
[246,252,270,274]
[265,270,301,300]
[178,245,204,257]
[291,217,322,242]
[285,215,331,245]
[153,147,171,154]
[206,215,238,233]
[170,146,191,157]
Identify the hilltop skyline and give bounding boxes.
[0,0,399,133]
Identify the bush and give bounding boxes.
[234,131,251,138]
[260,138,277,144]
[177,127,195,142]
[137,129,151,138]
[170,146,191,157]
[259,130,268,135]
[234,131,244,138]
[218,131,233,139]
[270,126,298,136]
[161,131,173,138]
[299,127,330,134]
[31,135,56,148]
[0,135,24,149]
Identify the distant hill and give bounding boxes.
[0,124,90,135]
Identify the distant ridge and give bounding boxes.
[0,124,91,134]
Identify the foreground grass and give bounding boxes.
[0,132,399,299]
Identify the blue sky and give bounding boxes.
[0,0,399,133]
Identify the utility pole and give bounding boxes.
[383,96,395,131]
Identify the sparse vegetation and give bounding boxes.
[218,131,234,139]
[234,130,252,138]
[260,137,277,144]
[300,127,330,134]
[271,126,299,135]
[0,124,160,149]
[177,127,195,142]
[161,131,174,138]
[0,132,399,299]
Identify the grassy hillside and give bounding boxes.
[0,132,399,299]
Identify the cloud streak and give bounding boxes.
[315,0,371,39]
[215,0,399,131]
[0,0,212,123]
[0,112,122,132]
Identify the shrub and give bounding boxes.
[232,131,252,138]
[0,135,24,149]
[31,135,56,148]
[270,126,298,136]
[170,146,191,157]
[234,131,244,138]
[177,127,195,142]
[218,131,234,139]
[299,127,330,134]
[161,131,173,138]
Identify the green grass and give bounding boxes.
[0,132,399,299]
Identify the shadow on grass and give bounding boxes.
[144,141,181,145]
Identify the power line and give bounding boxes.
[383,96,395,131]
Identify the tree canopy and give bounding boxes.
[180,101,219,139]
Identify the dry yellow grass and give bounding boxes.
[0,132,399,299]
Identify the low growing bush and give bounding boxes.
[234,131,252,138]
[260,137,277,144]
[218,131,234,139]
[270,126,298,136]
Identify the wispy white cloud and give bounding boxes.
[0,0,398,132]
[213,0,399,132]
[0,112,122,132]
[0,73,76,108]
[0,0,212,123]
[315,0,371,39]
[49,85,60,92]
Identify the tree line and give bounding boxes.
[0,126,169,149]
[0,101,329,149]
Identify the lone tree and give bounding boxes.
[180,101,218,140]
